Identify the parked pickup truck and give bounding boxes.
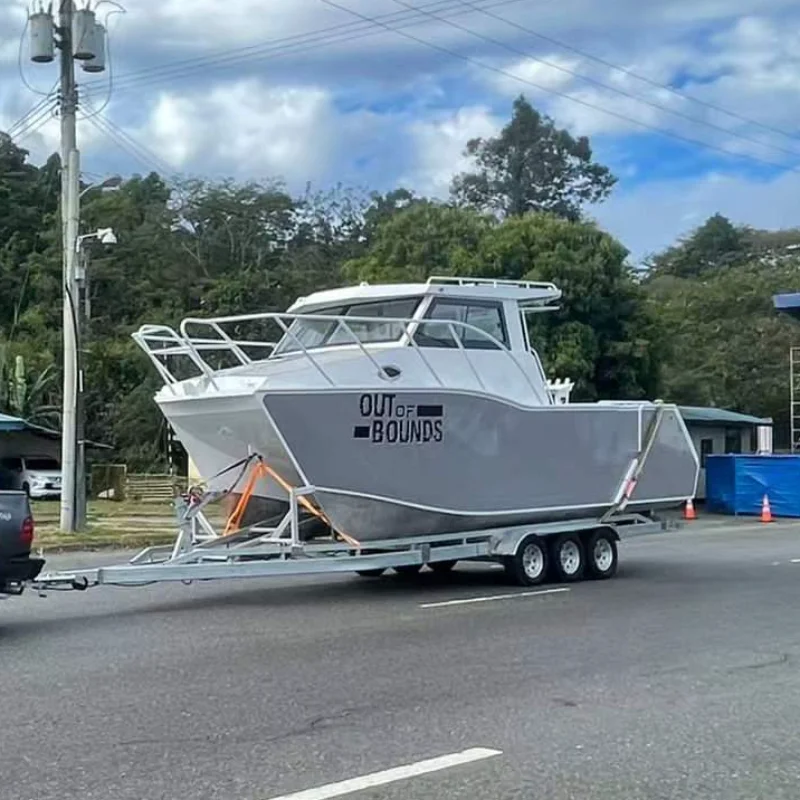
[0,491,43,595]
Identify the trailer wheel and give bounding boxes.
[356,568,386,578]
[429,560,457,574]
[505,534,547,586]
[394,564,422,576]
[585,529,618,580]
[550,533,585,583]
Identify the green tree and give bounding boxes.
[645,213,747,279]
[646,259,800,432]
[479,213,661,399]
[451,95,616,221]
[344,201,491,283]
[0,346,59,428]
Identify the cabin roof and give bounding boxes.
[288,276,562,313]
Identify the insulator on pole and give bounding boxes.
[29,11,55,63]
[81,23,106,72]
[72,7,97,60]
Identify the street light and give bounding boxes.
[79,174,122,199]
[76,226,118,250]
[73,225,118,530]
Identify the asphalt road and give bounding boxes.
[2,519,800,800]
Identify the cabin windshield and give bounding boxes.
[273,297,421,356]
[413,298,509,350]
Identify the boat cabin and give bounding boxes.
[134,276,565,408]
[276,276,561,358]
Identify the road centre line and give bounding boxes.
[791,558,800,564]
[262,747,502,800]
[420,586,570,609]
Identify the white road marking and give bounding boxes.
[790,558,800,564]
[263,747,502,800]
[420,586,570,609]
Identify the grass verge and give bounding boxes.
[31,499,179,521]
[29,498,229,553]
[33,527,177,553]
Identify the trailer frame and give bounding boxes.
[32,484,677,593]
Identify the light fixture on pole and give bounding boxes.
[74,225,117,530]
[76,226,118,249]
[72,172,121,529]
[79,174,122,198]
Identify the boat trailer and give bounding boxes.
[31,479,676,593]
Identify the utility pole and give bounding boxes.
[28,2,109,531]
[59,0,80,532]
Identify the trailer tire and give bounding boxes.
[429,560,457,574]
[550,533,585,583]
[356,568,386,578]
[585,529,618,580]
[504,534,547,586]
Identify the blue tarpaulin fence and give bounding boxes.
[706,455,800,517]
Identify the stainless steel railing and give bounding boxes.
[132,311,542,397]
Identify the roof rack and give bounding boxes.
[426,275,560,292]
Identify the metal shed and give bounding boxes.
[677,406,773,500]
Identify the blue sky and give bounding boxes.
[2,0,800,262]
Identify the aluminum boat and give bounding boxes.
[134,276,699,541]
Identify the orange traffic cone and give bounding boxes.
[683,498,696,521]
[760,494,773,523]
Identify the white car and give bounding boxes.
[0,456,62,499]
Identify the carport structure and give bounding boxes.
[0,413,110,489]
[0,413,63,463]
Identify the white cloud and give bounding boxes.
[138,80,339,181]
[110,78,389,188]
[486,54,583,97]
[403,105,499,196]
[474,11,800,163]
[0,3,26,65]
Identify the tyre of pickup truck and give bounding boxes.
[0,490,44,594]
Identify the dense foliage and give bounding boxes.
[1,95,798,469]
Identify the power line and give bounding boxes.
[83,107,178,178]
[8,99,58,143]
[79,0,525,98]
[454,0,800,144]
[320,0,800,174]
[386,0,800,162]
[81,0,521,91]
[6,87,58,138]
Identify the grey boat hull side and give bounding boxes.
[311,490,666,540]
[262,390,699,541]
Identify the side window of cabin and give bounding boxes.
[415,299,508,349]
[327,298,420,345]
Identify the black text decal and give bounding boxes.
[354,393,443,444]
